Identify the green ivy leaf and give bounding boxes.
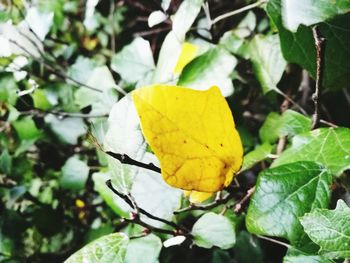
[60,156,89,191]
[260,110,312,144]
[300,200,350,259]
[178,47,237,97]
[272,128,350,176]
[267,0,350,90]
[281,0,350,32]
[241,143,273,172]
[246,161,331,245]
[64,233,129,263]
[192,212,236,249]
[111,37,155,84]
[125,234,162,263]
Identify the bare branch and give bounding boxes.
[105,151,161,173]
[105,180,190,236]
[311,26,326,129]
[233,186,255,213]
[210,0,268,26]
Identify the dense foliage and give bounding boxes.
[1,0,350,262]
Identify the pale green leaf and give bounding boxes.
[171,0,203,41]
[125,234,162,263]
[45,114,86,145]
[178,47,237,97]
[111,37,155,84]
[60,156,89,191]
[192,212,236,249]
[75,66,118,114]
[281,0,350,32]
[64,233,129,263]
[246,34,286,93]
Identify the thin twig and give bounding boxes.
[105,180,189,236]
[257,235,291,248]
[276,89,307,115]
[233,186,255,213]
[311,26,326,129]
[320,119,338,128]
[210,0,268,26]
[105,151,161,173]
[9,40,103,93]
[19,109,108,119]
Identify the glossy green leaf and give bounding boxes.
[111,37,155,84]
[260,110,312,143]
[241,143,273,172]
[178,47,237,97]
[267,0,350,90]
[192,212,236,249]
[281,0,350,32]
[300,200,350,259]
[125,234,162,263]
[246,161,331,245]
[60,156,89,190]
[64,233,129,263]
[273,128,350,176]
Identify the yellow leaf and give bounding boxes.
[132,85,243,195]
[173,42,199,74]
[184,190,213,203]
